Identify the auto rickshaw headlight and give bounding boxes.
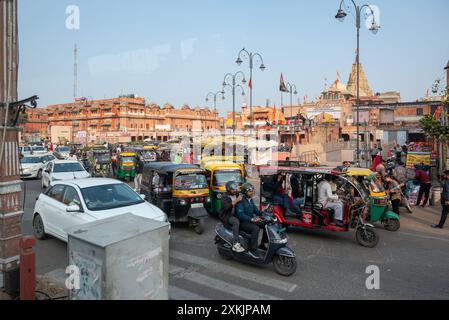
[206,197,211,203]
[179,199,187,205]
[216,193,222,200]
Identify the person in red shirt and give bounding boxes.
[415,166,431,207]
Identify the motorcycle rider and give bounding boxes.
[219,182,245,253]
[235,183,265,258]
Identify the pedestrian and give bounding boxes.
[431,170,449,229]
[395,144,402,162]
[401,145,408,164]
[371,144,378,163]
[393,161,407,185]
[134,156,144,193]
[415,165,431,207]
[375,159,386,178]
[385,176,401,215]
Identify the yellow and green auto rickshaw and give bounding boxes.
[116,152,137,181]
[345,167,400,231]
[203,161,246,216]
[141,162,210,234]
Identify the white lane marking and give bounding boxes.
[169,265,282,300]
[170,250,297,293]
[398,231,449,243]
[169,285,209,300]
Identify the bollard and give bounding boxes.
[20,236,37,301]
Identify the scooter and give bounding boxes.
[214,211,297,277]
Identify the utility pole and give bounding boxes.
[74,43,78,100]
[0,0,21,294]
[443,60,449,171]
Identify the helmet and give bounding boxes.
[240,183,255,196]
[226,181,239,193]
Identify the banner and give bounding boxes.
[406,152,431,169]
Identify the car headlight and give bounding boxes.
[272,237,288,244]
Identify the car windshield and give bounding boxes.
[175,173,208,190]
[22,147,31,152]
[56,147,70,152]
[32,146,45,151]
[213,170,243,186]
[96,154,111,162]
[21,157,42,164]
[81,183,144,211]
[121,156,135,163]
[53,163,85,173]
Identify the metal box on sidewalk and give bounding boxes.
[67,213,169,300]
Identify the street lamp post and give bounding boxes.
[335,0,380,167]
[222,71,246,137]
[286,82,298,155]
[236,48,266,133]
[205,91,225,112]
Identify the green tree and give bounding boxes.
[420,86,449,142]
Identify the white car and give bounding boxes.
[19,146,32,155]
[20,154,56,179]
[31,145,48,155]
[53,146,71,160]
[32,178,169,242]
[42,160,91,188]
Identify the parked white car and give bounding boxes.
[53,146,71,160]
[20,154,56,179]
[31,145,48,155]
[41,160,90,188]
[19,146,32,155]
[32,178,169,242]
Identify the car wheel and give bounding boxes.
[33,214,48,240]
[37,170,43,180]
[42,179,47,189]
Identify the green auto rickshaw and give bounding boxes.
[203,161,245,216]
[116,152,137,181]
[345,168,400,231]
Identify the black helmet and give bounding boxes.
[240,183,255,196]
[226,181,239,193]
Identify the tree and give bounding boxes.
[420,86,449,142]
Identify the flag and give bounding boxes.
[248,77,252,90]
[279,73,289,93]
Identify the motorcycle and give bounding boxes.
[214,211,297,277]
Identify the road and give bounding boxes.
[22,179,449,300]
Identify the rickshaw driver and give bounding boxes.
[318,174,344,227]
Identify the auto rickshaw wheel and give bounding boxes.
[193,218,205,235]
[384,219,400,232]
[356,227,379,248]
[273,255,297,277]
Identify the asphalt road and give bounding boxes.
[21,178,449,300]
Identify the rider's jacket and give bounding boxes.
[235,197,262,223]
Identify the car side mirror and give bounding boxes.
[44,170,50,173]
[140,194,146,200]
[66,205,81,213]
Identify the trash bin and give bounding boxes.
[432,187,442,205]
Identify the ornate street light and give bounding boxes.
[335,0,380,167]
[222,71,246,137]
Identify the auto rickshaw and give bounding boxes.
[116,152,137,181]
[141,162,210,234]
[203,161,246,216]
[259,166,379,248]
[91,149,112,177]
[344,167,400,231]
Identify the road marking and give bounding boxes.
[398,231,449,243]
[169,265,282,300]
[169,285,209,300]
[170,250,297,293]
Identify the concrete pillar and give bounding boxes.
[0,0,22,292]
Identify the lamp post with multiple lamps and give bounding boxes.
[286,82,298,155]
[335,0,380,167]
[205,91,225,112]
[222,71,246,137]
[235,48,266,133]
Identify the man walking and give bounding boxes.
[432,170,449,229]
[134,156,144,193]
[415,165,431,207]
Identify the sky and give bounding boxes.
[18,0,449,116]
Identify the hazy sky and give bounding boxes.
[18,0,449,115]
